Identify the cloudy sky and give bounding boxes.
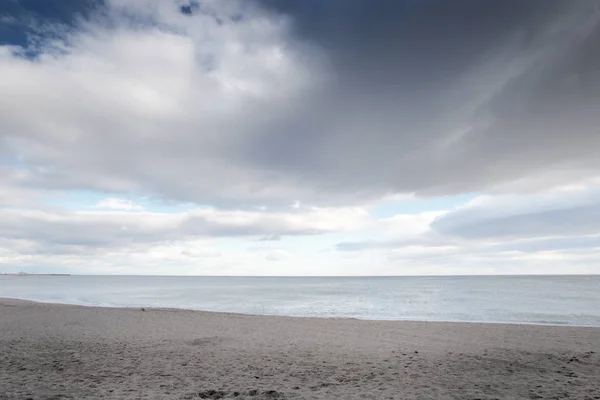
[1,0,600,275]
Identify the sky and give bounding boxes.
[1,0,600,276]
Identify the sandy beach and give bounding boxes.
[1,299,599,400]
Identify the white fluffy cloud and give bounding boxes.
[0,205,369,251]
[430,182,600,240]
[266,249,292,261]
[1,0,600,208]
[0,0,331,207]
[96,198,144,211]
[1,0,600,275]
[334,181,600,275]
[0,202,370,274]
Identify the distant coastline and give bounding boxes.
[0,272,71,276]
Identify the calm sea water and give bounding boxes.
[1,275,599,327]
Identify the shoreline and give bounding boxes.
[3,273,600,276]
[3,296,599,329]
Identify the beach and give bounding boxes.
[1,299,599,400]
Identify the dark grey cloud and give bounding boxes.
[249,0,600,197]
[1,0,599,208]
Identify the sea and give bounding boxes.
[1,275,599,327]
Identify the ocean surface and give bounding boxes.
[1,275,600,327]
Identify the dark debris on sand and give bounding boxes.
[187,389,286,399]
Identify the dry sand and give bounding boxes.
[1,299,599,400]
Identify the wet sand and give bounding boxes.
[1,298,599,399]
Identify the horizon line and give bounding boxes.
[3,273,599,278]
